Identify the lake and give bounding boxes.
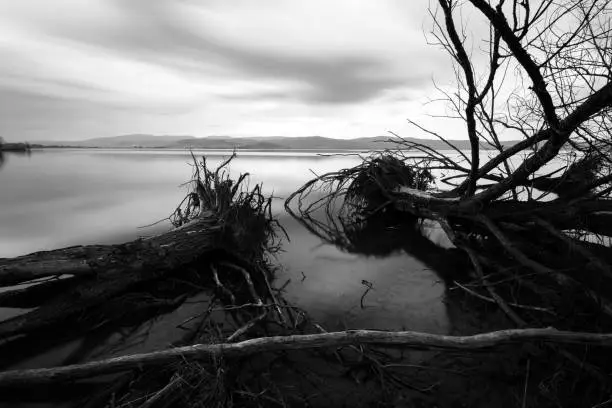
[0,148,449,338]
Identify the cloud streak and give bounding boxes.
[0,0,453,141]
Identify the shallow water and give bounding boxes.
[0,147,580,408]
[0,149,449,354]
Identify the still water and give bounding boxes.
[0,149,449,335]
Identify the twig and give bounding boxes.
[534,217,612,280]
[219,262,263,306]
[213,302,300,312]
[275,279,291,293]
[226,312,267,342]
[360,280,374,309]
[257,264,286,325]
[138,374,183,408]
[467,246,526,325]
[211,264,236,305]
[453,281,555,315]
[439,217,610,385]
[522,359,530,408]
[479,214,612,319]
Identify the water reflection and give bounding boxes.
[0,149,32,171]
[322,208,467,283]
[0,149,359,258]
[277,208,450,334]
[0,149,451,371]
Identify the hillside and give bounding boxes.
[44,134,197,148]
[38,134,495,151]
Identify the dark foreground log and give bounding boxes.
[0,212,220,288]
[0,328,611,386]
[0,153,279,345]
[0,214,221,339]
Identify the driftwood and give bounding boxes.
[0,213,220,288]
[284,2,612,403]
[1,327,611,387]
[0,153,315,408]
[0,276,82,308]
[0,216,221,339]
[0,153,280,346]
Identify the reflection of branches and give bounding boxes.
[287,1,612,403]
[0,150,33,171]
[0,150,301,406]
[285,149,436,253]
[360,280,373,309]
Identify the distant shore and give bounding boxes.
[0,142,32,152]
[29,134,513,151]
[33,145,386,152]
[29,145,503,152]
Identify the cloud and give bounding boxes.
[0,0,457,141]
[202,53,410,104]
[37,0,442,103]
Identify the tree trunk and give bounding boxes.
[0,212,224,339]
[0,211,220,287]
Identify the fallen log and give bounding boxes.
[0,153,270,290]
[0,153,279,345]
[1,327,611,386]
[0,216,220,339]
[392,193,612,237]
[0,213,219,288]
[0,245,112,286]
[0,276,81,308]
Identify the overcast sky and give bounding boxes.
[0,0,462,141]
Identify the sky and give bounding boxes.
[0,0,463,142]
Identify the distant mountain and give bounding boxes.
[40,134,196,148]
[37,134,514,151]
[169,136,396,150]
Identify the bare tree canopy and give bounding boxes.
[287,0,612,400]
[1,1,612,406]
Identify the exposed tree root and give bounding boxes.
[285,140,612,402]
[0,153,295,408]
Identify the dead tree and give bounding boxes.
[289,0,612,316]
[0,153,283,343]
[402,0,612,320]
[286,0,612,396]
